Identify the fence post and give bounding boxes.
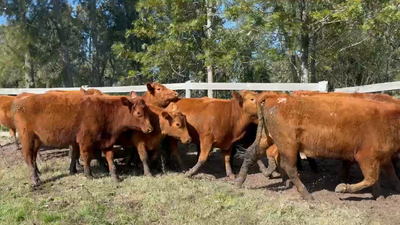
[318,81,328,92]
[185,81,191,98]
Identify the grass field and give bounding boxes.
[0,143,372,225]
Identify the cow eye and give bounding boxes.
[157,88,161,91]
[251,98,254,101]
[136,111,141,116]
[176,123,180,127]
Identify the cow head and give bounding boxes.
[236,90,258,123]
[159,102,191,144]
[146,82,179,107]
[80,87,104,96]
[121,92,153,134]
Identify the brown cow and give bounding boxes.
[165,90,258,179]
[142,82,179,108]
[46,88,107,172]
[237,94,400,200]
[0,96,19,148]
[13,92,153,187]
[291,90,400,180]
[47,87,104,96]
[118,103,191,176]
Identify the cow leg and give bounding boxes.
[33,138,41,175]
[196,144,201,161]
[230,146,237,167]
[21,132,41,187]
[260,157,279,179]
[307,157,318,174]
[80,145,94,179]
[186,139,212,177]
[94,150,109,173]
[381,160,400,193]
[222,148,235,179]
[335,152,380,199]
[296,153,303,171]
[339,160,353,182]
[104,149,120,182]
[69,143,80,175]
[169,138,186,172]
[279,144,313,200]
[137,143,151,176]
[10,129,20,150]
[236,140,259,187]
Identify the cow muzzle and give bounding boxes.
[181,137,192,144]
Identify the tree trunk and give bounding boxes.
[18,0,34,88]
[310,33,317,83]
[52,0,74,87]
[89,0,101,86]
[300,0,309,83]
[205,0,214,97]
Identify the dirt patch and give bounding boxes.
[2,138,399,224]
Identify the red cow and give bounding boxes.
[165,91,258,179]
[118,103,191,175]
[237,94,400,200]
[13,92,153,187]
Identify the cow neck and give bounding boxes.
[107,100,134,137]
[147,105,162,136]
[230,99,253,139]
[142,92,166,108]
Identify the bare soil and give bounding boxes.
[2,138,399,224]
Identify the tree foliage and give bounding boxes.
[0,0,400,90]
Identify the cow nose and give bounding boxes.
[147,127,153,133]
[187,137,192,143]
[174,92,178,97]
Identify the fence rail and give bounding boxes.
[0,81,329,97]
[335,81,400,93]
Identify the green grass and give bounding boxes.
[0,155,369,225]
[0,125,9,132]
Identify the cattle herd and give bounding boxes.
[1,82,400,201]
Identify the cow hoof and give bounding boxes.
[185,171,194,178]
[144,173,153,177]
[284,179,292,188]
[271,171,281,178]
[69,170,77,176]
[235,177,245,188]
[85,175,94,180]
[302,194,314,201]
[374,195,385,201]
[227,174,236,180]
[335,183,348,193]
[113,176,121,183]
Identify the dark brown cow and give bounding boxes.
[165,91,258,179]
[0,96,19,148]
[13,93,153,187]
[237,94,400,200]
[118,103,191,176]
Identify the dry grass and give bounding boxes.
[0,150,371,225]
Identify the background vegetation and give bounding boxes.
[0,0,400,91]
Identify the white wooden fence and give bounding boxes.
[335,81,400,93]
[0,81,329,98]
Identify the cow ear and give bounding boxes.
[161,111,172,121]
[146,82,155,94]
[80,87,88,94]
[121,97,132,108]
[130,91,138,99]
[232,91,243,107]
